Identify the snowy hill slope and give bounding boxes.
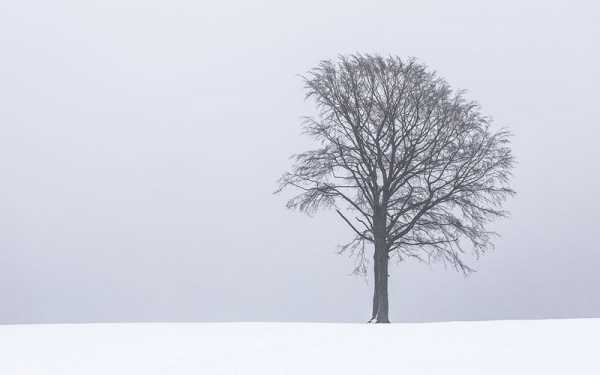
[1,319,598,374]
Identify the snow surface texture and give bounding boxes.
[1,319,598,374]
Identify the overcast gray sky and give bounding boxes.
[1,0,599,324]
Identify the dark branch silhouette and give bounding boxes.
[276,54,515,323]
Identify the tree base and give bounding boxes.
[367,318,391,324]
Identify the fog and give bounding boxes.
[1,0,599,323]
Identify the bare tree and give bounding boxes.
[276,54,515,323]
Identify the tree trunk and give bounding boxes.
[371,207,390,323]
[372,247,390,323]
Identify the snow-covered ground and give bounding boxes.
[0,319,597,374]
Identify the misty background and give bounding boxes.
[1,0,598,324]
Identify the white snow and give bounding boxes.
[0,319,598,374]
